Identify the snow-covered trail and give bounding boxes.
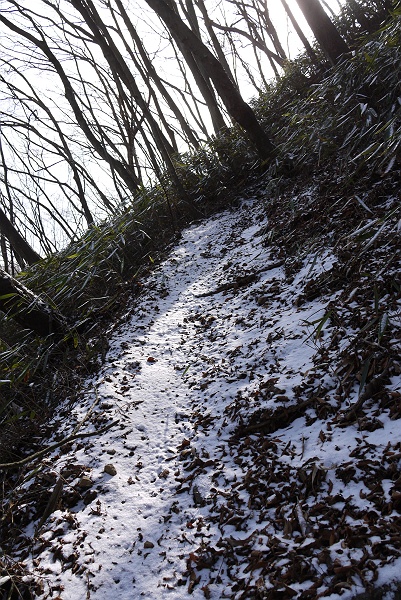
[30,199,282,599]
[23,196,401,599]
[71,207,258,598]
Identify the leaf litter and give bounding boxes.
[2,187,401,599]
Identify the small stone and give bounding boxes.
[83,490,98,505]
[193,485,205,506]
[106,448,116,455]
[144,541,154,549]
[104,464,117,476]
[78,476,93,489]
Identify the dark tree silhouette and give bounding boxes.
[0,269,65,336]
[143,0,275,160]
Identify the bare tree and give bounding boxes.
[192,0,238,87]
[202,12,286,69]
[0,0,302,268]
[109,0,201,149]
[0,207,42,267]
[228,0,287,63]
[162,0,228,134]
[0,11,142,195]
[0,134,42,267]
[143,0,275,159]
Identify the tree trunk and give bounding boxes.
[69,0,190,199]
[294,0,350,65]
[164,0,227,134]
[253,0,287,62]
[113,0,201,148]
[0,133,43,266]
[279,0,319,65]
[0,208,42,266]
[144,0,275,160]
[319,0,335,17]
[194,0,238,87]
[0,269,65,336]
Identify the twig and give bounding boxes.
[71,388,102,436]
[0,421,117,470]
[35,477,64,532]
[339,368,389,424]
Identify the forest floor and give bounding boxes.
[2,173,401,599]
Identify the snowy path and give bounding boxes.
[30,199,281,599]
[74,210,254,598]
[21,197,401,599]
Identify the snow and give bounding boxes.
[11,196,401,598]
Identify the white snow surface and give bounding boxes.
[21,197,401,599]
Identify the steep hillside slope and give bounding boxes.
[2,173,401,599]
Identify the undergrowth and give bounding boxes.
[254,6,401,184]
